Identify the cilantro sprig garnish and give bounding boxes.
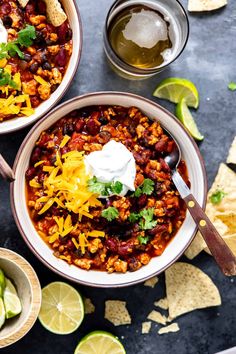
[138,235,150,245]
[88,177,123,196]
[134,178,154,197]
[129,207,157,230]
[101,207,119,221]
[0,25,36,60]
[210,190,226,205]
[0,68,17,89]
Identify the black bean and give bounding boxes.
[2,15,12,28]
[34,31,45,45]
[24,53,32,62]
[29,62,39,73]
[65,28,72,41]
[98,116,108,125]
[42,62,52,70]
[41,53,48,62]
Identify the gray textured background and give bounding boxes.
[0,0,236,353]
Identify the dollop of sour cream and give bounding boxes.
[85,140,136,197]
[0,19,8,44]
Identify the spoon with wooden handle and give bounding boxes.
[164,134,236,276]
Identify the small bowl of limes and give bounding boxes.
[0,248,41,349]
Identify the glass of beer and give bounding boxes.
[103,0,189,79]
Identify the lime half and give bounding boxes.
[38,282,84,335]
[0,298,5,329]
[3,278,22,319]
[176,99,204,141]
[74,331,126,354]
[0,269,6,298]
[153,77,199,108]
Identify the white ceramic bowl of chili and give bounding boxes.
[9,92,207,287]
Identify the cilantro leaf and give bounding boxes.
[0,69,17,89]
[111,181,123,194]
[210,190,226,205]
[139,208,157,230]
[101,207,119,221]
[138,235,150,245]
[228,82,236,91]
[141,178,155,195]
[17,25,36,47]
[134,186,142,197]
[0,43,9,59]
[129,212,140,223]
[88,177,123,196]
[134,178,154,197]
[7,43,24,59]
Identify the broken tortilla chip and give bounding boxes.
[142,321,151,334]
[154,298,169,310]
[227,137,236,164]
[105,300,131,326]
[188,0,227,12]
[45,0,67,27]
[84,298,95,314]
[144,276,158,288]
[147,310,167,325]
[18,0,30,7]
[158,323,180,335]
[165,262,221,319]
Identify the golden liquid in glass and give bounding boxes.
[108,5,173,69]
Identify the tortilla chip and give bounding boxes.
[227,137,236,164]
[18,0,30,7]
[158,323,180,335]
[165,262,221,319]
[105,300,131,326]
[185,163,236,259]
[147,310,167,325]
[154,298,169,310]
[84,298,95,314]
[142,321,151,334]
[188,0,227,12]
[144,276,159,288]
[45,0,67,27]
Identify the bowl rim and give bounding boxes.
[10,91,208,288]
[0,0,83,135]
[0,248,41,348]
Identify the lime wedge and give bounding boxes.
[0,298,6,329]
[38,282,84,335]
[74,331,126,354]
[0,269,6,298]
[3,278,22,319]
[175,99,204,141]
[153,77,199,108]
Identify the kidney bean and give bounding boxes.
[37,0,46,14]
[19,60,28,71]
[25,3,35,14]
[155,139,168,152]
[31,96,41,108]
[137,194,147,208]
[55,48,67,67]
[117,242,133,257]
[2,15,12,28]
[66,240,75,250]
[20,71,34,81]
[148,224,168,236]
[75,120,85,133]
[57,22,68,43]
[128,257,141,271]
[31,147,42,164]
[159,158,170,172]
[25,167,36,180]
[86,118,100,136]
[0,3,11,15]
[106,238,118,252]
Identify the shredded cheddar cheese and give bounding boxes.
[88,230,105,237]
[59,135,71,148]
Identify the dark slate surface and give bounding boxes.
[0,1,236,353]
